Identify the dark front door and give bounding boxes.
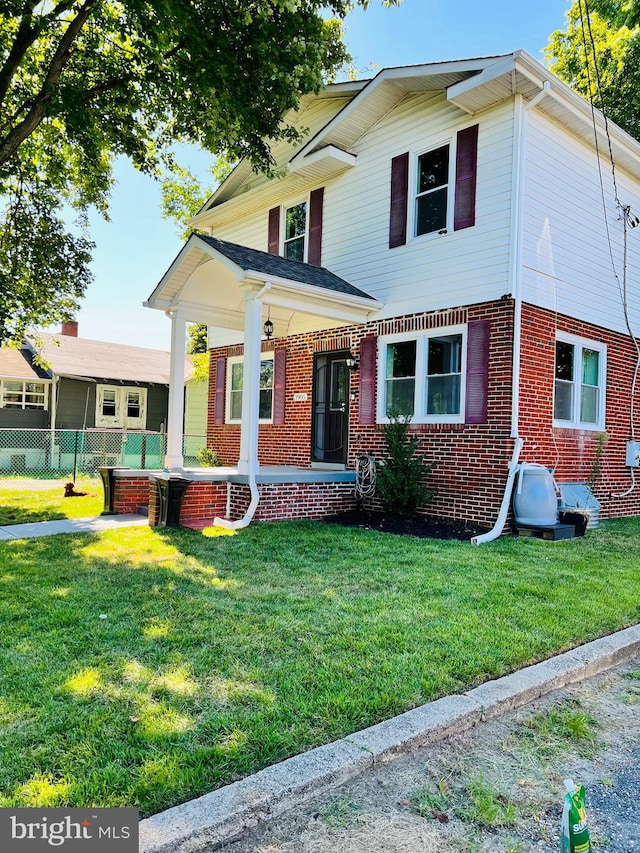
[312,351,350,464]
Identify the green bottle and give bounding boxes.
[561,779,592,853]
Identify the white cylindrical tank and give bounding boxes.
[513,464,557,527]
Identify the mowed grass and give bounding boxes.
[0,479,103,525]
[0,517,638,817]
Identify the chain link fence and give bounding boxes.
[0,429,207,479]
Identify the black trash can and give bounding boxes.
[151,474,191,528]
[97,466,129,515]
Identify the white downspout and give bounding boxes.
[471,437,524,544]
[215,284,269,529]
[472,84,549,545]
[510,82,551,439]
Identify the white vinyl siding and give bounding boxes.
[207,95,515,329]
[522,110,640,337]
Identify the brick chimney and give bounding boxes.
[61,320,78,337]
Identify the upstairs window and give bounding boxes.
[416,145,449,236]
[283,202,307,261]
[553,336,606,429]
[0,380,47,409]
[389,124,479,248]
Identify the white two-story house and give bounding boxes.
[145,50,640,530]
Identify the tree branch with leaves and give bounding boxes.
[0,0,400,345]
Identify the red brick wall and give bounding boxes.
[113,475,151,514]
[519,304,640,518]
[179,482,228,524]
[229,482,358,521]
[207,301,516,528]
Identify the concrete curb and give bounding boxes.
[139,624,640,853]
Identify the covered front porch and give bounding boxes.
[109,464,358,528]
[142,233,381,527]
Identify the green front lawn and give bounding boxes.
[0,518,638,817]
[0,479,103,525]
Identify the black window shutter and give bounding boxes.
[465,319,489,424]
[389,152,409,248]
[454,124,479,231]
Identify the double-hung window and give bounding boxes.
[0,380,47,409]
[283,202,307,261]
[379,328,466,423]
[96,385,147,429]
[226,355,274,422]
[553,335,606,429]
[415,144,450,237]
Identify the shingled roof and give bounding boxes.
[23,332,192,384]
[196,234,376,302]
[0,347,50,381]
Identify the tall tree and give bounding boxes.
[546,1,640,140]
[0,0,400,345]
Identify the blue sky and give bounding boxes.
[68,0,572,351]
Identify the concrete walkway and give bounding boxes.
[0,514,148,540]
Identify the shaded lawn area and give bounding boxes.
[0,479,103,525]
[0,519,638,817]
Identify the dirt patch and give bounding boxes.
[323,510,490,541]
[217,655,640,853]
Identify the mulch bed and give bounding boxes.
[322,510,491,541]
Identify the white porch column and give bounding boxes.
[238,288,263,475]
[165,311,187,469]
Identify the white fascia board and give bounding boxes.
[146,235,245,308]
[262,291,379,324]
[293,55,513,160]
[446,55,525,104]
[243,270,382,311]
[288,144,357,173]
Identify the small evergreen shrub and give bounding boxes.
[196,446,221,467]
[376,413,435,517]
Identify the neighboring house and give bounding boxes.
[0,321,194,471]
[0,346,51,429]
[145,50,640,527]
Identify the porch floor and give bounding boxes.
[181,466,356,485]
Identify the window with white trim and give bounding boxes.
[553,336,606,429]
[0,379,47,409]
[415,144,450,237]
[378,328,466,423]
[226,355,274,423]
[283,201,307,261]
[96,385,147,429]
